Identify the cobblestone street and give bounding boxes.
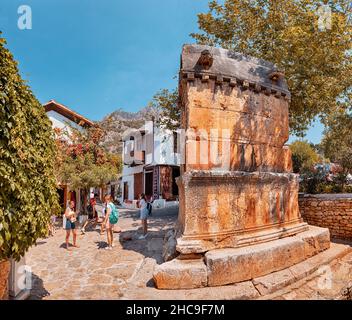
[27,207,177,300]
[26,207,352,300]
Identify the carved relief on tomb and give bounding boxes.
[206,194,221,235]
[230,192,246,230]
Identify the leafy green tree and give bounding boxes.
[0,35,59,261]
[321,111,352,174]
[290,140,320,173]
[55,126,120,212]
[191,0,352,135]
[148,88,180,130]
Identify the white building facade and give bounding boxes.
[121,121,180,204]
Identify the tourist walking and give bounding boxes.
[138,193,149,240]
[64,200,79,250]
[103,194,119,250]
[81,193,99,234]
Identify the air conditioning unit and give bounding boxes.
[8,256,31,300]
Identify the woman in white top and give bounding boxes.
[138,193,149,240]
[64,201,79,250]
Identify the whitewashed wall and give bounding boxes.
[121,174,135,201]
[47,110,84,138]
[153,127,179,166]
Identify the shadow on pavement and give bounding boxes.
[118,206,178,264]
[95,241,109,249]
[28,273,50,300]
[35,241,47,246]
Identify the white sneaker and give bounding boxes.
[104,246,112,250]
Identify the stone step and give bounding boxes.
[205,225,330,287]
[154,225,331,289]
[153,258,208,289]
[254,241,352,297]
[150,241,351,299]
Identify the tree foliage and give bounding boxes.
[148,88,180,130]
[290,140,320,173]
[191,0,352,135]
[321,111,352,173]
[55,126,121,212]
[0,35,59,261]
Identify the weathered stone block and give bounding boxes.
[295,225,330,258]
[162,229,179,262]
[205,236,305,286]
[153,258,207,289]
[253,268,294,296]
[271,238,305,270]
[177,171,305,254]
[206,232,325,287]
[203,225,330,287]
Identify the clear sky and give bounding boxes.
[0,0,323,143]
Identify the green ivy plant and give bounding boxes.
[0,34,59,261]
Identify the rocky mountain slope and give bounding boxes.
[99,105,160,154]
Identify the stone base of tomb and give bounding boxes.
[176,221,309,255]
[176,171,307,254]
[153,225,330,289]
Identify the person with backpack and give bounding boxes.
[138,193,150,240]
[102,194,119,250]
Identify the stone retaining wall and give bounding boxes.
[299,193,352,241]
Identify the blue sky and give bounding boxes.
[0,0,323,143]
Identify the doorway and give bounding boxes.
[172,167,180,196]
[123,182,129,201]
[145,171,153,199]
[134,173,143,200]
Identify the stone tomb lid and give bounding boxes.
[181,44,290,97]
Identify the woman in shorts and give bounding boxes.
[64,201,79,250]
[103,194,117,250]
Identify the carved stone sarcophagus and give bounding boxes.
[176,44,307,254]
[153,45,330,290]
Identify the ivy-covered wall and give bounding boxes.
[0,34,59,261]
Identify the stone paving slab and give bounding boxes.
[26,208,175,300]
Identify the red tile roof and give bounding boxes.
[43,100,94,127]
